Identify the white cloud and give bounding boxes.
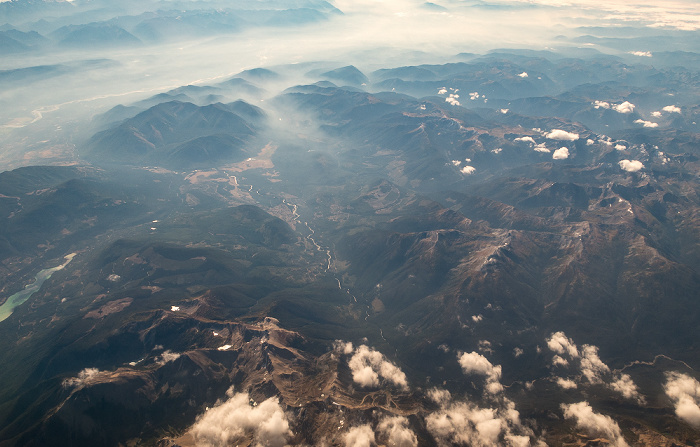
[613,101,635,114]
[446,94,461,106]
[428,388,452,406]
[426,399,533,447]
[562,402,628,447]
[452,160,462,166]
[556,378,577,390]
[472,314,483,323]
[579,345,610,385]
[619,159,644,172]
[534,143,550,153]
[629,51,652,57]
[514,136,536,144]
[513,347,524,358]
[191,388,291,447]
[552,355,569,367]
[62,368,101,388]
[517,72,528,78]
[586,138,595,145]
[652,111,662,117]
[634,119,659,128]
[461,166,476,175]
[663,105,681,113]
[546,332,580,358]
[478,340,494,354]
[615,144,626,151]
[500,108,509,114]
[546,129,579,141]
[345,425,376,447]
[594,100,610,109]
[348,345,408,390]
[378,416,417,447]
[552,147,569,160]
[610,374,645,404]
[438,87,448,95]
[469,92,480,100]
[547,332,644,403]
[335,340,355,355]
[664,372,700,428]
[458,351,503,395]
[157,350,181,365]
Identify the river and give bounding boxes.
[0,253,76,323]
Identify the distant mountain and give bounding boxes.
[319,65,369,86]
[86,101,259,168]
[0,33,28,54]
[1,28,47,46]
[131,10,244,42]
[235,67,280,82]
[3,48,700,447]
[51,23,141,48]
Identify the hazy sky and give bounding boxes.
[1,0,698,169]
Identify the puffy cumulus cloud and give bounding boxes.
[428,388,452,406]
[157,350,181,365]
[556,378,578,390]
[561,402,628,447]
[593,100,610,109]
[652,111,663,117]
[426,398,534,447]
[438,87,448,95]
[514,136,536,144]
[634,119,659,128]
[452,159,462,166]
[345,424,376,447]
[334,340,355,355]
[445,94,461,106]
[552,147,569,160]
[348,345,408,390]
[615,144,626,151]
[517,72,528,78]
[610,374,645,404]
[579,345,610,385]
[546,129,579,141]
[458,352,503,395]
[586,138,595,145]
[378,416,417,447]
[469,92,480,100]
[629,51,652,57]
[62,368,101,388]
[547,333,644,403]
[533,143,550,153]
[552,355,569,367]
[664,372,700,428]
[663,105,682,113]
[619,159,644,172]
[547,333,609,384]
[461,166,476,175]
[191,388,291,447]
[546,332,580,359]
[613,101,635,114]
[478,340,493,354]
